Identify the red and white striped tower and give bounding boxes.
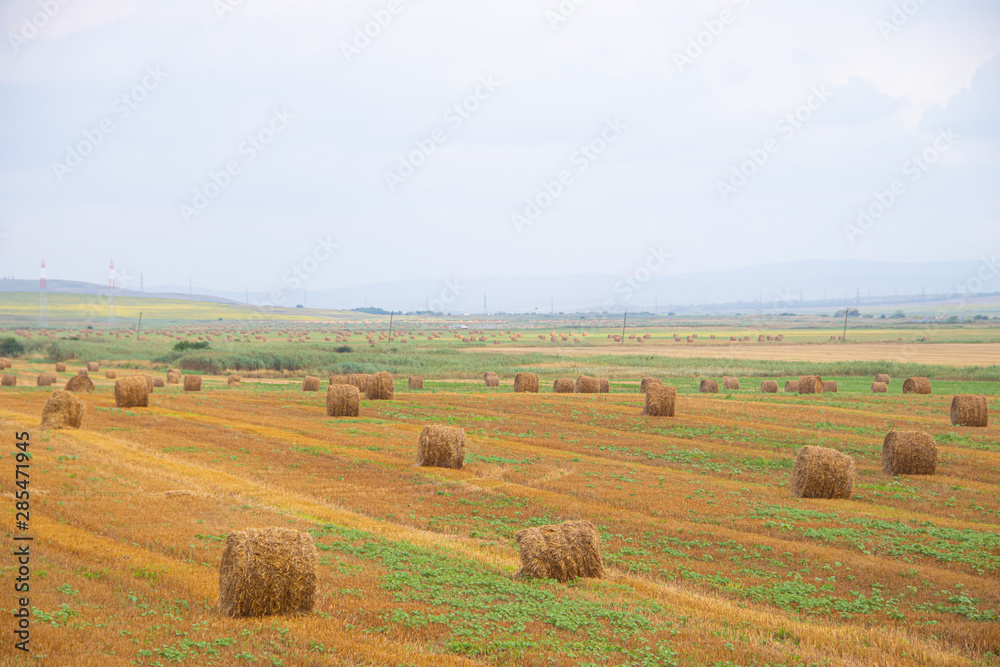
[38,259,47,329]
[108,260,117,330]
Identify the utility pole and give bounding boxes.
[621,310,627,343]
[137,312,143,337]
[842,304,850,342]
[388,311,394,342]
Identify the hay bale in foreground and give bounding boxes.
[166,370,181,384]
[871,382,888,393]
[40,390,84,430]
[87,362,99,372]
[699,379,719,394]
[822,381,838,393]
[902,377,932,395]
[218,527,319,618]
[515,520,603,583]
[784,380,798,393]
[640,377,662,393]
[184,375,202,392]
[553,379,575,393]
[347,374,370,395]
[408,376,424,390]
[798,376,823,394]
[484,372,500,388]
[227,375,241,387]
[55,362,67,373]
[115,375,149,408]
[105,370,117,379]
[722,376,739,390]
[791,446,854,499]
[951,395,988,427]
[138,374,153,393]
[64,375,94,393]
[302,376,321,392]
[882,431,937,476]
[761,380,778,393]
[575,375,600,393]
[599,379,610,393]
[416,425,465,469]
[326,384,360,417]
[875,373,891,385]
[514,373,539,393]
[152,377,165,388]
[365,371,395,400]
[643,384,675,417]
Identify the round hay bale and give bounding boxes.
[515,520,603,583]
[347,374,370,395]
[86,362,99,372]
[599,379,610,394]
[902,377,931,394]
[184,375,202,392]
[55,362,67,372]
[227,375,241,387]
[77,368,89,377]
[326,384,360,417]
[328,374,348,386]
[40,390,84,430]
[791,446,854,499]
[875,373,890,385]
[797,375,823,394]
[166,370,181,384]
[643,384,676,417]
[36,374,53,387]
[484,372,500,388]
[553,378,575,393]
[722,376,739,390]
[416,425,465,469]
[105,370,117,379]
[575,375,600,393]
[138,374,154,393]
[822,381,838,393]
[514,373,539,393]
[115,375,149,408]
[761,380,778,393]
[365,371,395,400]
[408,376,424,390]
[64,375,94,393]
[640,377,662,393]
[0,358,9,369]
[302,376,321,392]
[871,382,888,393]
[950,395,988,427]
[152,377,165,388]
[882,431,937,476]
[218,527,319,618]
[784,380,798,393]
[699,379,718,394]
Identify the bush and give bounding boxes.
[0,337,25,357]
[173,341,210,352]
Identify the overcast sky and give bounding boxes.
[0,0,997,296]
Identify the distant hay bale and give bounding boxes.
[643,384,675,417]
[55,362,66,372]
[514,373,539,393]
[640,377,662,393]
[36,374,53,387]
[882,431,937,476]
[166,370,181,384]
[152,377,165,388]
[514,520,603,583]
[227,375,241,387]
[77,368,89,377]
[87,362,99,372]
[484,372,500,388]
[115,375,149,408]
[347,374,369,395]
[761,380,778,393]
[184,375,202,392]
[822,381,838,393]
[328,374,348,386]
[722,376,739,390]
[416,425,465,469]
[105,370,117,379]
[408,376,424,390]
[871,382,888,393]
[64,375,94,393]
[699,379,718,394]
[302,376,321,392]
[951,395,988,427]
[875,373,890,385]
[797,375,823,394]
[138,374,154,393]
[365,371,394,400]
[218,527,319,618]
[599,379,610,393]
[902,377,931,395]
[553,378,575,393]
[791,446,854,499]
[575,375,600,393]
[40,390,84,430]
[326,384,360,417]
